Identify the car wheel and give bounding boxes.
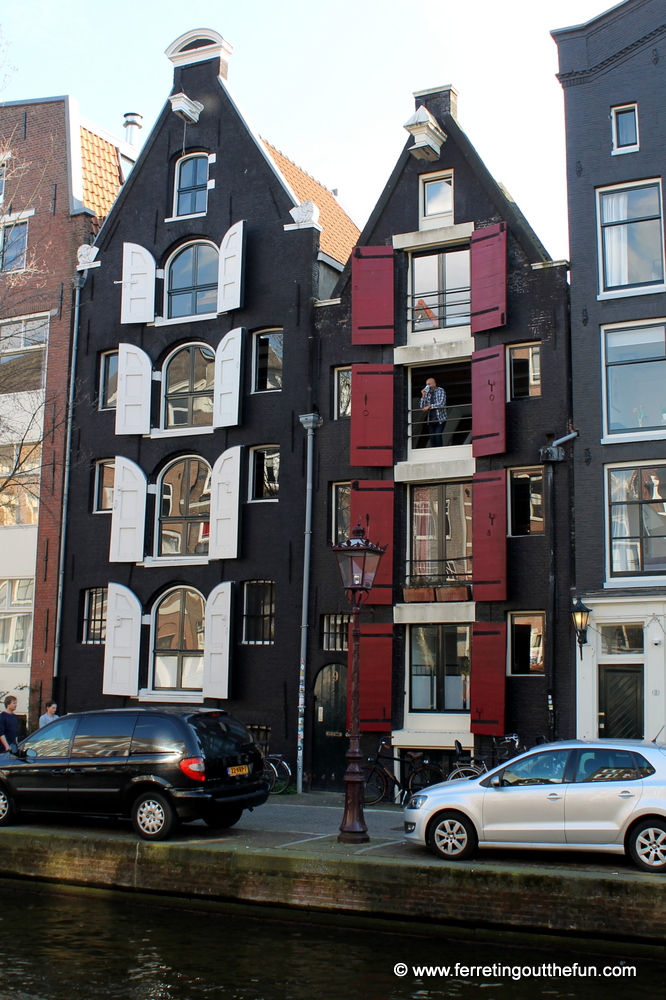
[203,805,243,829]
[427,810,477,861]
[0,785,15,827]
[131,791,178,841]
[628,818,666,873]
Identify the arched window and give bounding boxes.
[167,242,217,319]
[175,154,209,217]
[163,344,214,428]
[153,587,204,690]
[158,456,211,556]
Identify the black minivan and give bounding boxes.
[0,709,268,840]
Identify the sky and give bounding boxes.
[1,0,617,261]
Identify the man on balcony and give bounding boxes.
[420,377,447,447]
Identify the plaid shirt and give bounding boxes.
[420,384,447,422]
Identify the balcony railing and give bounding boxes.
[409,287,471,330]
[408,403,472,449]
[406,557,472,587]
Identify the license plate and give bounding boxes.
[227,764,249,776]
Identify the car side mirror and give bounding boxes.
[25,747,37,760]
[490,774,502,788]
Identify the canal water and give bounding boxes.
[0,883,661,1000]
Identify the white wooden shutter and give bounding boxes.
[102,583,141,696]
[213,327,244,427]
[217,220,245,313]
[109,456,147,563]
[203,581,232,699]
[115,343,152,435]
[120,243,156,324]
[209,446,241,560]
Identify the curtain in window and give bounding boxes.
[602,191,629,288]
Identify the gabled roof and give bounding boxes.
[79,126,124,221]
[261,139,359,266]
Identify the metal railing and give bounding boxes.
[406,557,473,587]
[408,403,472,449]
[410,287,471,330]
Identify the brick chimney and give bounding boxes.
[413,85,458,125]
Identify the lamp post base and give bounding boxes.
[338,747,369,844]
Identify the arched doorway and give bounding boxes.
[311,663,347,791]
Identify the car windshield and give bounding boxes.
[187,714,254,758]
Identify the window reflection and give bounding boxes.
[154,587,204,690]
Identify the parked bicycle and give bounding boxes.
[446,733,525,780]
[259,750,292,794]
[363,740,447,805]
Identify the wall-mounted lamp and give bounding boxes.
[571,597,591,659]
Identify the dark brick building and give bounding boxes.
[553,0,666,742]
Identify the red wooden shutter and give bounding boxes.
[351,246,394,344]
[350,364,394,466]
[350,481,394,605]
[346,623,393,732]
[472,346,506,457]
[470,621,506,735]
[472,470,507,601]
[470,222,507,333]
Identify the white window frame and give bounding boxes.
[149,585,206,695]
[93,459,115,513]
[600,317,666,444]
[0,216,30,273]
[507,611,545,676]
[169,153,211,221]
[604,460,666,587]
[252,328,284,394]
[419,170,454,231]
[0,578,34,666]
[153,454,212,563]
[0,312,48,394]
[596,178,665,300]
[159,239,219,327]
[334,366,351,418]
[0,151,11,206]
[611,104,639,155]
[99,350,119,411]
[160,341,215,431]
[248,445,280,502]
[506,342,542,401]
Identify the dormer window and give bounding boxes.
[175,155,209,217]
[167,242,218,318]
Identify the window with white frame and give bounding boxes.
[0,154,9,205]
[411,247,470,330]
[250,447,279,501]
[253,330,283,392]
[0,578,33,663]
[604,322,666,436]
[174,154,209,217]
[0,315,47,395]
[0,443,41,526]
[243,581,275,644]
[509,613,545,674]
[600,623,643,655]
[608,464,666,576]
[509,468,544,536]
[611,104,639,154]
[93,460,115,512]
[99,351,118,410]
[163,343,214,428]
[420,171,453,230]
[597,181,664,295]
[167,241,218,318]
[157,457,211,557]
[334,367,351,418]
[82,587,107,644]
[153,587,204,690]
[409,624,470,712]
[332,482,351,544]
[0,220,28,272]
[410,482,472,585]
[508,343,541,399]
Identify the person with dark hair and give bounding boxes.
[0,696,19,751]
[420,376,447,447]
[39,701,59,728]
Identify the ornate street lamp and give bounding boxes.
[332,521,387,843]
[571,597,591,660]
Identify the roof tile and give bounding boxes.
[79,126,123,221]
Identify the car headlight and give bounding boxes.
[406,794,428,810]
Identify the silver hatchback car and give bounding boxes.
[403,739,666,873]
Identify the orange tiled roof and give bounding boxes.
[261,139,359,266]
[79,126,123,220]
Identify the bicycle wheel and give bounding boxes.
[261,759,278,791]
[362,765,388,805]
[268,757,292,795]
[408,765,445,794]
[447,765,483,781]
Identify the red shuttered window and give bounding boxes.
[470,223,507,334]
[350,480,394,605]
[347,623,393,732]
[470,621,507,736]
[350,364,394,466]
[471,345,506,457]
[351,246,395,345]
[472,470,507,601]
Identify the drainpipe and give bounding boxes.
[296,413,320,793]
[53,271,86,678]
